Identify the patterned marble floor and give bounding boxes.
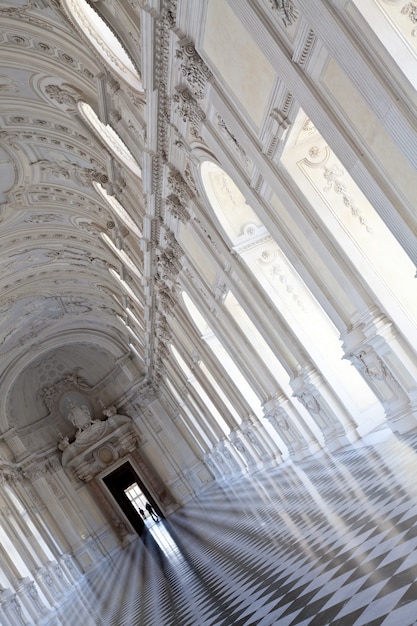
[48,428,417,625]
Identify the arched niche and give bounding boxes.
[2,340,131,453]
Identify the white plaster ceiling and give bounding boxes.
[0,2,146,437]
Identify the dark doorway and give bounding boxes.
[103,462,161,536]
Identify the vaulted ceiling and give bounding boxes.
[0,1,147,443]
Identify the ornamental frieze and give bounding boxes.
[30,158,108,187]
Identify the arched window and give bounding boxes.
[109,267,142,309]
[182,291,262,420]
[101,233,142,280]
[94,182,142,239]
[181,290,307,455]
[79,102,141,178]
[62,0,143,92]
[165,377,213,450]
[200,160,382,431]
[170,345,230,436]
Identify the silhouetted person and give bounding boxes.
[145,502,158,522]
[139,508,145,519]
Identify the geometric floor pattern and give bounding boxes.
[48,428,417,625]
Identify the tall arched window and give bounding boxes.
[94,182,142,239]
[200,160,382,431]
[181,290,290,452]
[165,377,213,450]
[182,291,262,420]
[170,345,230,436]
[79,102,141,178]
[101,233,142,280]
[62,0,143,92]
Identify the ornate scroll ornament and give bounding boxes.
[184,163,200,197]
[244,428,264,453]
[157,317,173,345]
[267,410,298,444]
[155,339,170,363]
[165,193,191,223]
[22,456,56,482]
[172,87,206,138]
[0,74,19,93]
[0,466,19,485]
[302,118,316,134]
[77,220,102,235]
[167,167,194,203]
[26,580,45,612]
[0,4,53,30]
[204,454,216,470]
[176,41,212,100]
[231,436,248,456]
[295,390,321,414]
[156,247,181,283]
[265,408,287,429]
[4,596,24,619]
[155,281,179,314]
[40,368,91,412]
[24,214,58,224]
[156,230,184,280]
[269,0,298,26]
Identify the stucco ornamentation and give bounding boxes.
[269,0,298,26]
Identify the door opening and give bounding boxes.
[103,462,161,536]
[124,483,159,524]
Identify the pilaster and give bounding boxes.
[263,394,313,461]
[291,367,360,450]
[0,590,28,626]
[240,414,280,466]
[14,578,50,623]
[342,309,417,433]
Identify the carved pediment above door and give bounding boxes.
[60,408,140,482]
